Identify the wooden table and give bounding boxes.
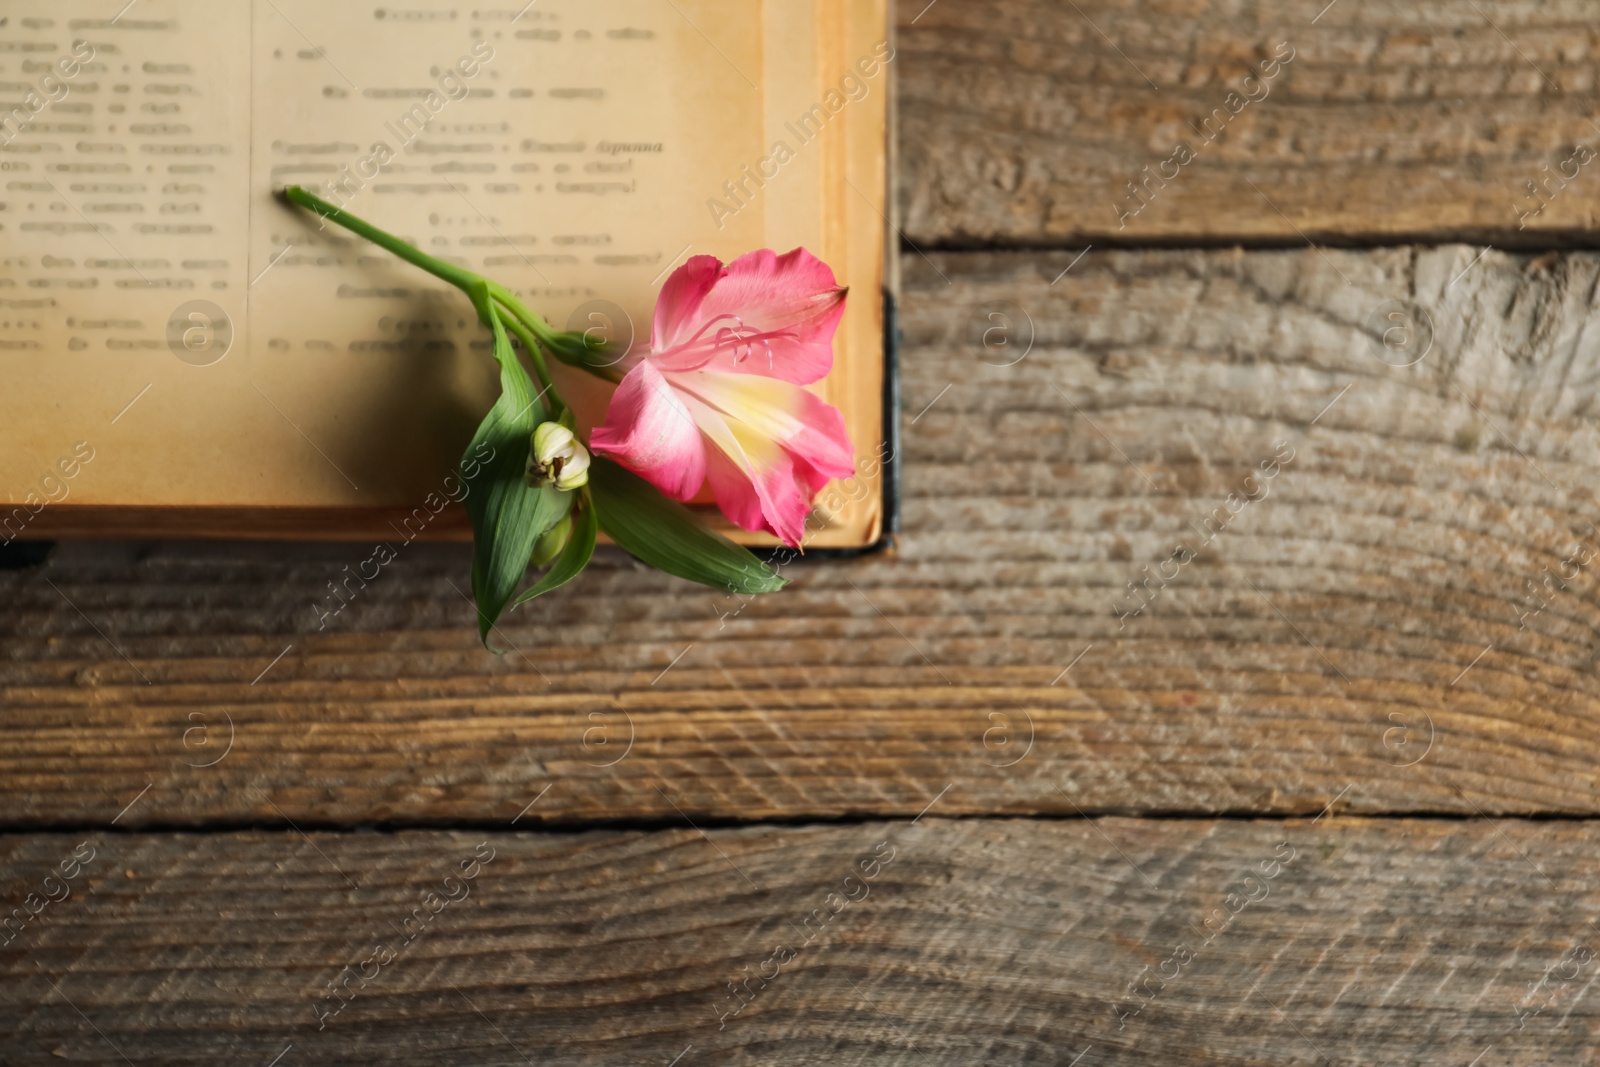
[6,2,1600,1062]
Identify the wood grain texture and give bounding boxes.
[7,6,1593,1061]
[2,818,1595,1066]
[6,245,1600,823]
[897,0,1600,246]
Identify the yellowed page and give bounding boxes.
[247,0,769,505]
[760,0,890,548]
[0,3,253,520]
[1,0,888,547]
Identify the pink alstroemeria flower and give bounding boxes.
[588,249,855,546]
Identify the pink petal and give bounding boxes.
[652,255,725,354]
[701,445,783,540]
[788,449,845,504]
[588,360,706,501]
[653,248,847,385]
[669,370,854,481]
[704,443,814,547]
[685,396,818,546]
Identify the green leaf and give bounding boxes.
[511,490,598,608]
[462,297,569,649]
[589,457,787,594]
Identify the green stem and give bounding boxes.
[490,286,626,386]
[486,282,555,342]
[283,185,481,295]
[283,185,562,398]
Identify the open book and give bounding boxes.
[2,0,893,550]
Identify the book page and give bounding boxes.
[1,3,253,509]
[247,0,771,505]
[1,0,887,547]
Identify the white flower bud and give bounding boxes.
[533,423,576,463]
[526,421,590,491]
[554,444,590,491]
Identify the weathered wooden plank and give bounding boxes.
[6,245,1600,824]
[898,0,1600,245]
[0,818,1594,1065]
